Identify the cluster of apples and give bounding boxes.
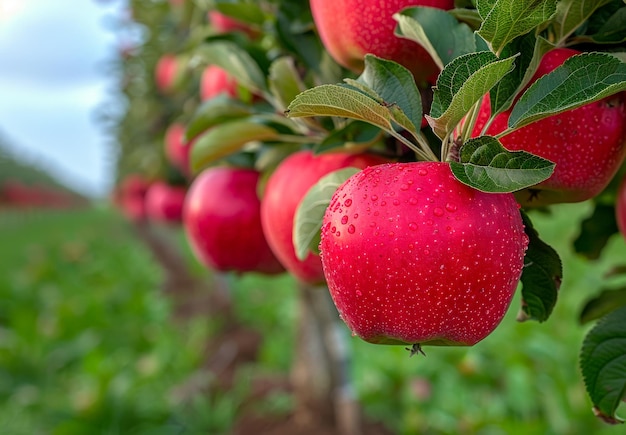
[305,0,626,349]
[145,0,626,354]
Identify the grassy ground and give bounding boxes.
[0,203,624,434]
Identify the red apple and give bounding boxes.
[309,0,455,85]
[320,162,528,347]
[164,122,191,175]
[155,54,183,93]
[184,166,284,274]
[115,174,151,221]
[261,150,389,284]
[208,10,258,38]
[145,181,187,224]
[200,65,239,101]
[473,48,626,207]
[617,175,626,240]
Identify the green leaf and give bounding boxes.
[518,211,562,322]
[214,1,265,26]
[315,121,383,154]
[195,40,267,94]
[286,84,395,132]
[190,120,279,173]
[509,52,626,130]
[449,136,555,193]
[357,55,423,136]
[268,56,307,111]
[585,7,626,44]
[489,34,554,115]
[580,287,626,324]
[477,0,558,55]
[293,167,361,259]
[580,306,626,424]
[553,0,614,45]
[428,52,517,139]
[573,203,619,260]
[394,7,476,70]
[185,95,252,141]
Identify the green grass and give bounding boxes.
[0,203,624,434]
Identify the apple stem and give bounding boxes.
[389,130,438,162]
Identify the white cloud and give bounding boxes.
[0,0,127,197]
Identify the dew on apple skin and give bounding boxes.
[409,197,418,205]
[445,203,457,213]
[418,168,428,176]
[371,195,378,201]
[344,198,352,207]
[433,207,444,217]
[408,222,418,231]
[341,215,349,224]
[348,225,356,234]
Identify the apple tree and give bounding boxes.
[111,0,626,429]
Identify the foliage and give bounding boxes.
[106,0,626,427]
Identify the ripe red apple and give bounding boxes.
[617,175,626,240]
[164,122,191,175]
[208,10,258,38]
[261,150,389,284]
[320,162,528,347]
[115,174,151,221]
[473,48,626,207]
[145,181,187,224]
[184,166,284,274]
[200,65,239,101]
[309,0,455,85]
[155,54,184,93]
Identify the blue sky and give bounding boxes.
[0,0,129,197]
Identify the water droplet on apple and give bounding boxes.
[400,183,409,191]
[348,224,355,234]
[433,207,444,217]
[331,226,336,233]
[409,197,418,205]
[356,290,362,297]
[445,203,457,212]
[371,195,378,201]
[408,222,418,231]
[393,199,400,206]
[418,168,428,176]
[341,215,349,224]
[344,199,352,207]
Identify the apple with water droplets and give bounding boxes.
[320,162,528,347]
[617,175,626,241]
[309,0,455,85]
[184,166,284,275]
[473,48,626,207]
[261,150,389,283]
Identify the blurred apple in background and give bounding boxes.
[145,181,187,224]
[199,65,239,101]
